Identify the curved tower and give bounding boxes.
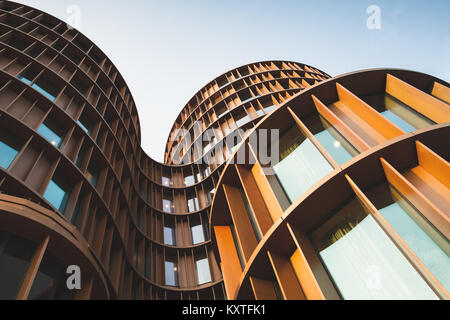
[210,69,450,300]
[0,1,331,300]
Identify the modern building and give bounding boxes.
[0,1,448,300]
[210,69,450,300]
[0,1,332,300]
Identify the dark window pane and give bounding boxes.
[0,233,36,300]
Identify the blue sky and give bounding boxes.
[16,0,450,161]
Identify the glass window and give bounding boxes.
[164,225,175,246]
[0,128,23,169]
[161,176,171,186]
[270,124,334,206]
[77,113,93,135]
[23,75,59,102]
[367,183,450,292]
[304,113,359,165]
[362,93,434,133]
[165,260,178,286]
[196,258,212,285]
[235,112,251,127]
[44,171,71,213]
[0,232,36,300]
[184,175,195,186]
[38,118,64,148]
[28,250,74,300]
[264,104,276,113]
[311,197,438,300]
[187,195,199,212]
[86,162,99,187]
[191,224,205,245]
[162,198,173,213]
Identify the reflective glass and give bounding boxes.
[272,124,333,204]
[44,176,70,212]
[196,258,212,285]
[38,121,63,148]
[165,261,177,286]
[191,224,205,245]
[362,93,434,133]
[311,197,438,300]
[0,129,22,169]
[304,114,359,165]
[368,184,450,292]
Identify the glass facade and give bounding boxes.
[367,183,450,292]
[0,232,36,300]
[38,119,64,148]
[28,250,74,300]
[164,226,175,246]
[86,163,99,187]
[270,124,334,205]
[362,93,434,133]
[187,195,199,212]
[311,197,438,300]
[0,128,23,169]
[304,113,359,165]
[43,172,71,213]
[77,113,93,135]
[165,260,178,286]
[196,258,212,285]
[191,224,205,245]
[162,198,173,213]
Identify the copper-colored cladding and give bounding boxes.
[0,1,331,300]
[210,69,450,300]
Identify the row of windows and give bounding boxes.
[164,257,212,287]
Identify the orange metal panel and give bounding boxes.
[386,74,450,123]
[431,82,450,104]
[249,276,279,300]
[416,141,450,189]
[267,251,305,300]
[214,226,243,300]
[380,158,450,239]
[312,95,370,152]
[336,83,405,139]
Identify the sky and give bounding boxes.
[15,0,450,162]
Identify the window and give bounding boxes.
[21,75,59,102]
[311,196,438,300]
[191,224,205,245]
[77,112,93,135]
[162,198,173,213]
[163,223,175,246]
[367,183,450,292]
[362,93,434,133]
[264,104,276,113]
[195,258,212,285]
[0,128,23,169]
[28,250,74,300]
[44,170,71,213]
[235,111,251,127]
[86,162,99,187]
[0,232,37,299]
[162,176,171,186]
[304,113,359,165]
[269,124,334,209]
[187,195,199,213]
[38,118,64,148]
[184,175,195,186]
[165,260,178,286]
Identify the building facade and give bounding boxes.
[210,69,450,300]
[0,1,334,300]
[0,1,448,300]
